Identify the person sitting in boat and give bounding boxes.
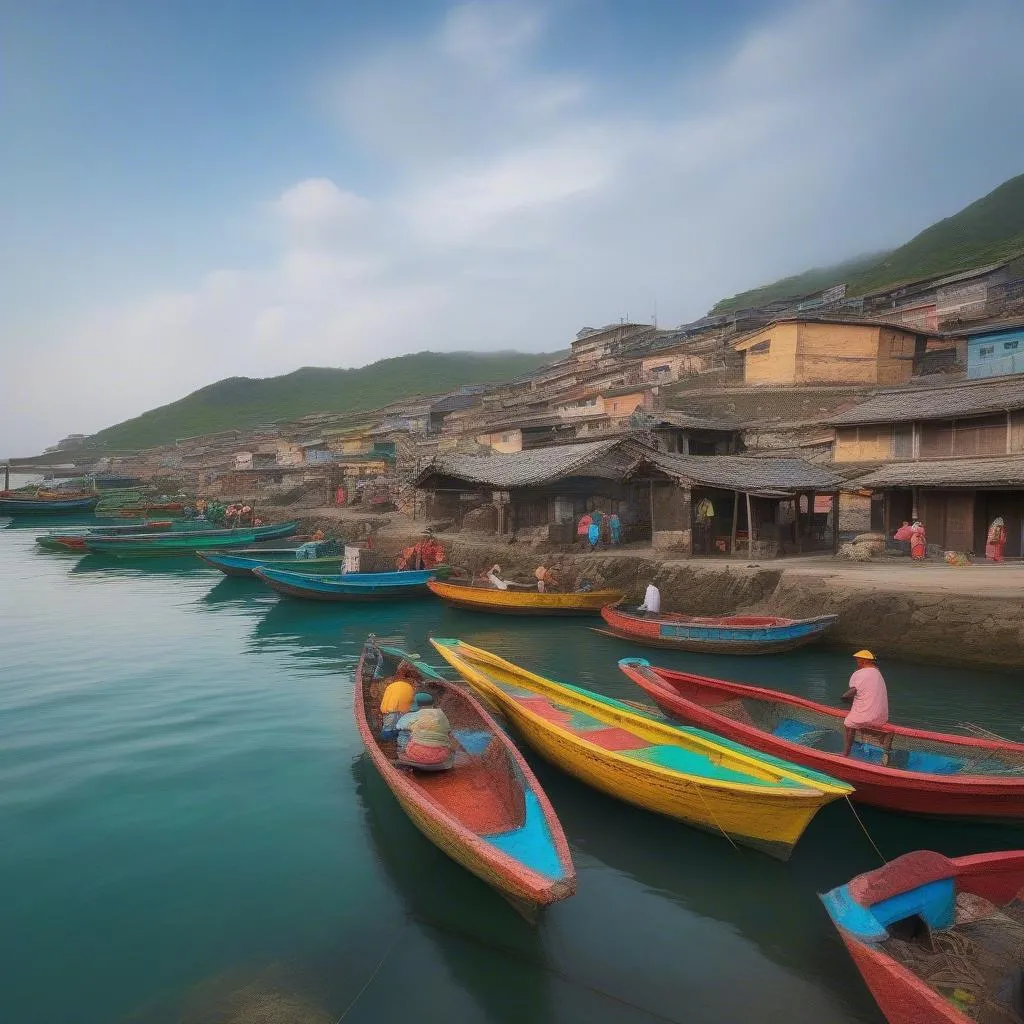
[378,663,418,741]
[637,582,661,617]
[841,650,892,764]
[396,692,455,770]
[534,565,559,593]
[484,564,509,590]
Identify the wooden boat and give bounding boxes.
[82,520,299,557]
[36,521,176,551]
[821,849,1024,1024]
[254,566,438,600]
[355,638,575,916]
[617,659,1024,820]
[112,502,185,518]
[197,550,344,577]
[427,578,624,616]
[429,639,851,860]
[0,495,100,515]
[600,603,838,654]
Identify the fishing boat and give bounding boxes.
[617,659,1024,820]
[198,549,344,577]
[429,639,851,860]
[254,566,438,600]
[355,638,575,916]
[0,494,100,515]
[599,604,838,654]
[821,849,1024,1024]
[36,521,177,551]
[427,578,624,615]
[82,520,299,557]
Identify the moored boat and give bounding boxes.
[36,520,176,551]
[197,549,344,577]
[355,638,575,916]
[430,638,851,860]
[617,659,1024,820]
[427,578,624,615]
[0,494,100,515]
[600,604,839,654]
[82,520,299,557]
[254,566,438,600]
[821,849,1024,1024]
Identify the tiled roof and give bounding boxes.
[414,438,640,489]
[651,410,737,432]
[639,452,842,494]
[854,456,1024,488]
[430,393,480,414]
[829,378,1024,425]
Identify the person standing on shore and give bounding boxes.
[577,511,593,550]
[608,512,621,546]
[986,517,1007,562]
[910,520,927,560]
[841,650,891,763]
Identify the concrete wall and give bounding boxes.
[603,391,648,418]
[794,323,915,386]
[739,322,799,384]
[476,429,523,454]
[833,425,893,462]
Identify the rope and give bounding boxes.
[845,795,887,865]
[689,783,740,852]
[332,922,406,1023]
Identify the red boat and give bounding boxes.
[600,603,838,654]
[617,658,1024,820]
[822,849,1024,1023]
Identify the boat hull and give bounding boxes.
[431,639,850,861]
[255,567,436,600]
[600,604,839,654]
[197,551,344,577]
[83,520,299,557]
[618,659,1024,820]
[354,641,574,914]
[427,579,623,615]
[0,496,100,514]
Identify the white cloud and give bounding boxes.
[6,0,1024,453]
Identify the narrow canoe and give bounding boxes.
[821,849,1024,1024]
[254,566,437,600]
[36,521,176,551]
[0,495,100,514]
[198,550,344,577]
[430,639,851,860]
[427,579,624,616]
[355,638,575,916]
[600,604,839,654]
[617,659,1024,820]
[83,520,299,557]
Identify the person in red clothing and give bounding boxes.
[576,512,593,550]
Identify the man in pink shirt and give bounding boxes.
[841,650,891,763]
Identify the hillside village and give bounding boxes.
[20,254,1024,562]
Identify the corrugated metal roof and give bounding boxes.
[638,452,842,494]
[855,456,1024,488]
[829,378,1024,424]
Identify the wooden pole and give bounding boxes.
[745,491,754,559]
[730,489,739,555]
[3,465,8,491]
[833,491,840,554]
[649,480,655,545]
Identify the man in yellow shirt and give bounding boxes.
[379,664,416,740]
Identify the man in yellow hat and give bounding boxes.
[841,650,891,761]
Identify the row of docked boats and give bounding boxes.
[357,635,1024,1021]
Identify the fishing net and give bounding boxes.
[880,892,1024,1022]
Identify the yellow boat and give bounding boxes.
[426,579,623,615]
[429,639,853,860]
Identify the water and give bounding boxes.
[1,520,1022,1024]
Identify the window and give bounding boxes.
[749,340,771,355]
[979,345,996,357]
[892,424,913,458]
[1004,340,1020,351]
[501,434,511,443]
[889,336,907,356]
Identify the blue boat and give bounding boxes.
[253,566,438,601]
[600,604,839,654]
[0,495,100,515]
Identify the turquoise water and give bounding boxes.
[2,520,1023,1024]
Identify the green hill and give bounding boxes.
[712,172,1024,313]
[90,350,559,451]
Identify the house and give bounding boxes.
[299,439,331,464]
[734,318,928,387]
[830,378,1024,555]
[427,392,482,433]
[962,319,1024,380]
[276,440,304,467]
[571,323,655,363]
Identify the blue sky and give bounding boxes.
[3,0,1024,453]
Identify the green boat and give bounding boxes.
[83,520,300,558]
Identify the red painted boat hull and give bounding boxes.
[618,660,1024,819]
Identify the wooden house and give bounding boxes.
[734,317,928,387]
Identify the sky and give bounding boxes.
[3,0,1024,454]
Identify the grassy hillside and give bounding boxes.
[712,172,1024,313]
[90,350,559,451]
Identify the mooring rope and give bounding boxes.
[844,795,887,865]
[332,922,407,1023]
[689,782,741,852]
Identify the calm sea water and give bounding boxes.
[2,518,1022,1024]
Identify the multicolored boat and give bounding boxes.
[254,566,438,600]
[83,520,299,557]
[821,849,1024,1024]
[355,638,575,917]
[617,659,1024,820]
[36,521,177,551]
[0,494,100,515]
[198,547,344,577]
[600,604,839,654]
[427,579,624,616]
[429,639,851,860]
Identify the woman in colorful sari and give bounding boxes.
[909,520,927,560]
[986,517,1007,562]
[608,512,622,546]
